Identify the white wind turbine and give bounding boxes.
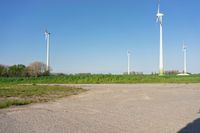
[127,51,131,75]
[156,0,164,75]
[45,30,50,71]
[182,42,189,75]
[178,42,189,76]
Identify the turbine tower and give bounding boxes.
[183,42,188,75]
[45,30,50,71]
[127,51,131,75]
[156,0,164,76]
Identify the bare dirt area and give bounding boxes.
[0,84,200,133]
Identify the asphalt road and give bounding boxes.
[0,84,200,133]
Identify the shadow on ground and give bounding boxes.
[178,118,200,133]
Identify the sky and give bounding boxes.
[0,0,200,74]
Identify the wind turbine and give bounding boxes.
[45,30,50,72]
[182,42,189,75]
[127,51,131,75]
[156,0,164,75]
[177,42,189,76]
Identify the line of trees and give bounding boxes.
[123,71,144,75]
[0,61,50,77]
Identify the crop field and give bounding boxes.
[1,74,200,84]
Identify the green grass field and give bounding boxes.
[0,84,86,109]
[1,74,200,84]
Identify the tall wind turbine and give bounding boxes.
[156,0,164,75]
[127,51,131,75]
[182,42,188,75]
[45,30,50,71]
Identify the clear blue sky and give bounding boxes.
[1,0,200,74]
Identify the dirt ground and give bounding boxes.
[0,84,200,133]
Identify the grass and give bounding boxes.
[0,84,86,109]
[0,99,31,109]
[0,74,200,84]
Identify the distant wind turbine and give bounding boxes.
[156,0,164,75]
[127,51,131,75]
[177,42,189,76]
[182,42,189,75]
[45,30,50,71]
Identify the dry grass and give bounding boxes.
[0,84,86,109]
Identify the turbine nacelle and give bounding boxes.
[156,13,164,24]
[157,13,164,17]
[45,31,50,40]
[182,43,187,52]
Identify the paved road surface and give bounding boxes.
[0,84,200,133]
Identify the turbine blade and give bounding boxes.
[157,0,160,14]
[45,32,48,40]
[156,17,159,22]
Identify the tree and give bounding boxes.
[165,70,179,75]
[7,64,26,77]
[0,65,8,76]
[16,64,26,76]
[8,65,17,76]
[27,61,47,77]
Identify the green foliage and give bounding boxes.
[8,64,26,77]
[0,65,8,76]
[0,62,50,77]
[0,74,200,84]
